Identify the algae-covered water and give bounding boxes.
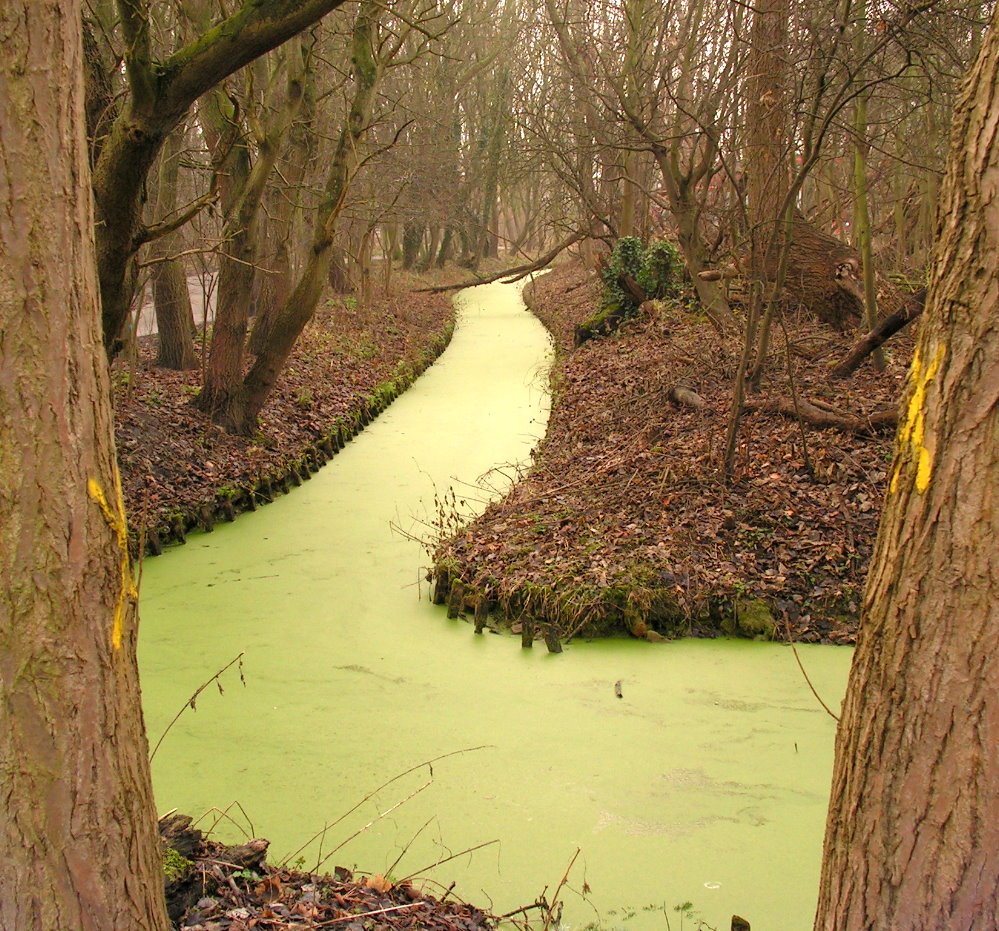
[138,280,852,930]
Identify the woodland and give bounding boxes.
[0,0,997,930]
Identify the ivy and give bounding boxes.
[638,239,682,300]
[600,236,682,317]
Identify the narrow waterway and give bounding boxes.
[139,280,852,930]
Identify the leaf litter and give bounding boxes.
[431,262,913,645]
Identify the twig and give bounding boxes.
[779,316,813,475]
[543,847,581,931]
[313,781,432,872]
[784,615,839,722]
[281,746,491,867]
[192,801,256,841]
[499,900,547,920]
[149,652,246,761]
[384,816,435,879]
[397,838,500,883]
[317,902,421,925]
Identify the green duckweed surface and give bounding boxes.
[139,280,852,930]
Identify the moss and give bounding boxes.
[162,845,192,883]
[722,598,776,639]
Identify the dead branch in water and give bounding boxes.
[149,651,246,762]
[415,231,587,293]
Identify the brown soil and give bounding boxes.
[431,261,914,645]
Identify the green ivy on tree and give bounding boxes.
[600,236,682,316]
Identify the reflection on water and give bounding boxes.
[139,280,851,929]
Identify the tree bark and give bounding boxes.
[152,258,198,369]
[250,51,318,355]
[814,14,999,928]
[195,44,306,421]
[0,4,170,929]
[150,127,198,370]
[851,14,885,372]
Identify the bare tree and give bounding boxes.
[92,0,351,358]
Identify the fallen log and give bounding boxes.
[697,265,739,282]
[668,385,707,410]
[416,230,587,293]
[831,288,927,378]
[743,396,898,435]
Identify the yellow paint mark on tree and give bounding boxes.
[87,473,137,650]
[890,342,945,496]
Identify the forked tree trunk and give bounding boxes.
[223,0,382,434]
[814,16,999,928]
[0,4,170,929]
[195,46,306,422]
[91,0,348,358]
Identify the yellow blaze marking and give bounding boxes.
[87,475,137,650]
[890,342,945,496]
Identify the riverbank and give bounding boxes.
[430,262,911,645]
[115,269,478,553]
[161,813,498,930]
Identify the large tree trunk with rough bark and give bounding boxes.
[814,14,999,929]
[0,5,170,929]
[780,213,863,330]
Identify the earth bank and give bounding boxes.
[116,278,456,553]
[430,262,912,646]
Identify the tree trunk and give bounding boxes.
[0,4,170,929]
[650,141,734,329]
[476,72,508,261]
[851,15,885,372]
[781,212,863,329]
[152,258,198,369]
[814,16,999,928]
[744,0,790,385]
[195,47,306,421]
[402,221,424,270]
[436,226,454,267]
[150,127,198,370]
[250,51,318,355]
